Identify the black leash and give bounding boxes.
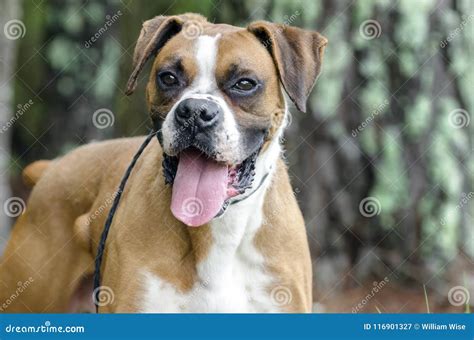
[93,130,157,312]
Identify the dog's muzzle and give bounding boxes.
[158,98,266,227]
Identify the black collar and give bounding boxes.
[229,171,270,206]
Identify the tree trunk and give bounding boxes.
[211,0,473,303]
[0,0,22,253]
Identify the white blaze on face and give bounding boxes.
[161,34,241,163]
[192,34,241,163]
[194,35,219,92]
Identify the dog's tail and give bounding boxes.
[22,160,51,188]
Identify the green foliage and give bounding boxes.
[371,128,410,227]
[406,95,432,139]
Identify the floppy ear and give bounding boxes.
[125,13,207,95]
[247,21,328,112]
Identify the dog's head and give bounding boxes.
[126,13,327,226]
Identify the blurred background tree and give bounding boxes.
[0,0,22,246]
[0,0,472,312]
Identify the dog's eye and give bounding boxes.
[232,78,257,92]
[158,72,180,87]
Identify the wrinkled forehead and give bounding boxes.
[153,24,277,81]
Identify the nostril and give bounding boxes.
[176,102,192,122]
[200,108,218,122]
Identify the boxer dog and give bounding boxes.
[0,13,327,313]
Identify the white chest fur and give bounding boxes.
[140,183,280,312]
[140,135,284,313]
[139,194,279,313]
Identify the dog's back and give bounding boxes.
[0,137,146,312]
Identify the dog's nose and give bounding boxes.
[175,98,220,128]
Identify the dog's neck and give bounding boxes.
[186,128,283,287]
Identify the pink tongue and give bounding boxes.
[171,149,228,227]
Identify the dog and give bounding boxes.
[0,13,327,313]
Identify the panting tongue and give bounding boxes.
[171,149,228,227]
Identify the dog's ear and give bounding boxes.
[247,21,328,112]
[125,14,207,95]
